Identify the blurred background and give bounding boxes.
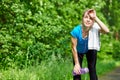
[0,0,120,80]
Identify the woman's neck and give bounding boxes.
[82,25,89,33]
[82,25,89,38]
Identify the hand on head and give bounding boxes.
[82,9,96,30]
[87,9,96,21]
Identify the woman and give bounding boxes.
[70,9,109,80]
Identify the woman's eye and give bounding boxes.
[84,16,88,18]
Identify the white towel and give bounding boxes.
[88,23,101,51]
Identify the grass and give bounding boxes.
[0,54,118,80]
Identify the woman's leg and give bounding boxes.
[86,50,98,80]
[73,54,84,80]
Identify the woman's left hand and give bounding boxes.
[88,9,96,20]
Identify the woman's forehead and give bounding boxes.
[83,9,94,16]
[83,10,89,16]
[84,12,89,17]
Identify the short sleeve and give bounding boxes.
[70,25,81,38]
[70,27,78,38]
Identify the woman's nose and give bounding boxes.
[87,18,91,22]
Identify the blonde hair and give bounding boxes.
[82,9,95,17]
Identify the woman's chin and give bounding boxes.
[85,25,91,28]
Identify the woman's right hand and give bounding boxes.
[73,64,81,75]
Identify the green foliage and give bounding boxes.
[0,0,119,69]
[102,0,120,40]
[0,55,73,80]
[0,55,117,80]
[112,40,120,60]
[97,32,120,61]
[97,59,116,75]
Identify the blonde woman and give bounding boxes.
[70,9,109,80]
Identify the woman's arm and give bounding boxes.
[88,9,109,33]
[71,37,81,74]
[95,16,110,33]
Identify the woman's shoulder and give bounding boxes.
[74,24,82,30]
[70,24,82,38]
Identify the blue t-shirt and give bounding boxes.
[70,25,88,54]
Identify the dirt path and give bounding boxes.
[99,67,120,80]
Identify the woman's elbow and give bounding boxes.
[104,29,110,34]
[106,29,110,33]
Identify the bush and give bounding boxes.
[112,40,120,60]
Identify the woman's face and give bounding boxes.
[82,11,94,29]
